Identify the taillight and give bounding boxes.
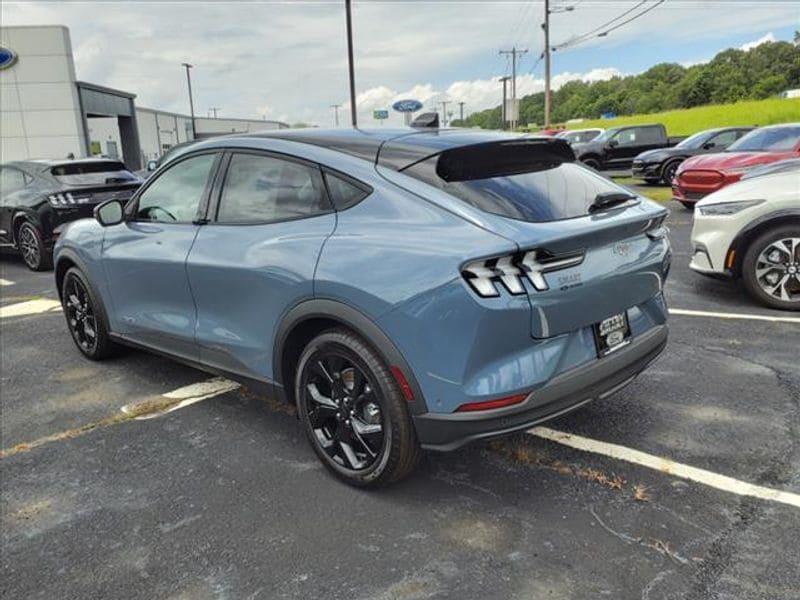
[47,192,91,207]
[462,249,585,298]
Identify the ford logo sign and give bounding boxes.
[0,46,18,70]
[392,99,423,113]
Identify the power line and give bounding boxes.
[554,0,664,51]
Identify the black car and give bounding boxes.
[632,126,754,185]
[0,159,142,270]
[572,123,688,172]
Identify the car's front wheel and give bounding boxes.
[661,159,682,185]
[61,267,121,359]
[581,158,600,171]
[17,222,52,271]
[741,226,800,311]
[295,329,422,487]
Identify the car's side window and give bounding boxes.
[216,153,329,224]
[615,129,638,145]
[708,130,738,148]
[0,167,28,194]
[135,153,217,223]
[323,171,371,211]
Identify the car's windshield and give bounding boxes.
[727,126,800,152]
[676,130,713,149]
[51,162,138,186]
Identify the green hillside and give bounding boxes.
[564,97,800,136]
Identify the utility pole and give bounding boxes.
[330,104,341,127]
[499,76,511,130]
[209,107,219,119]
[543,0,552,128]
[499,47,528,129]
[182,63,196,139]
[345,0,357,127]
[458,101,465,123]
[440,100,449,127]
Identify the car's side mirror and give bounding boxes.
[146,159,158,172]
[702,142,716,150]
[95,199,125,227]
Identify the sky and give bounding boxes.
[2,1,799,127]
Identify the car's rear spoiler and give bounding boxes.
[400,137,576,182]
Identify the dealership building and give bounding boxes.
[1,25,289,170]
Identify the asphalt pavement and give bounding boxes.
[1,199,798,600]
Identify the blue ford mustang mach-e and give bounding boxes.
[54,128,671,486]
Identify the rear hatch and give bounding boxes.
[382,135,669,338]
[47,161,141,210]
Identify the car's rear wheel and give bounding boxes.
[581,158,600,171]
[61,267,121,359]
[742,226,800,311]
[295,329,422,487]
[661,159,682,185]
[17,222,52,271]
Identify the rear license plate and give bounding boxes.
[593,312,631,357]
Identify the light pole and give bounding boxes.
[458,101,465,123]
[330,104,341,127]
[182,63,197,139]
[345,0,357,127]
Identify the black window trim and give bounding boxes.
[207,148,336,226]
[320,166,373,212]
[125,149,223,225]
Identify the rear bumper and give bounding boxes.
[413,324,668,451]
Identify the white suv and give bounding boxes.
[690,167,800,311]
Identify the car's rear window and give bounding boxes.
[727,127,800,152]
[50,162,138,186]
[402,157,627,222]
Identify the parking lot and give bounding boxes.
[1,199,799,600]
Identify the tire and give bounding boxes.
[295,328,422,487]
[17,221,52,271]
[581,158,600,171]
[741,225,800,311]
[680,201,695,210]
[61,267,122,359]
[643,178,660,186]
[661,159,682,186]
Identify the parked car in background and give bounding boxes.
[673,123,800,209]
[741,157,800,180]
[632,126,753,185]
[573,123,684,171]
[53,128,670,487]
[556,128,604,145]
[0,159,141,270]
[690,167,800,311]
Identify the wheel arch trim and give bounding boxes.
[727,209,800,277]
[273,298,429,414]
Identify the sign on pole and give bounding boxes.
[373,109,389,120]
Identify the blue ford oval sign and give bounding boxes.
[0,46,18,70]
[392,99,423,113]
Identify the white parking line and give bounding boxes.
[121,377,240,420]
[0,298,62,319]
[669,307,800,324]
[0,278,15,286]
[529,427,800,509]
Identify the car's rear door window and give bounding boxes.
[216,153,330,223]
[402,157,628,223]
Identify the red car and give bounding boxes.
[672,124,800,208]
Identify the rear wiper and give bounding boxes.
[589,191,638,213]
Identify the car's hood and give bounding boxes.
[636,147,684,162]
[681,151,794,172]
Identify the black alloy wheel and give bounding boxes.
[661,159,682,186]
[61,267,120,359]
[296,329,421,487]
[17,222,52,271]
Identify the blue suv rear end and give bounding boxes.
[54,128,670,487]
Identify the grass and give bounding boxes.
[566,98,800,137]
[612,176,674,203]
